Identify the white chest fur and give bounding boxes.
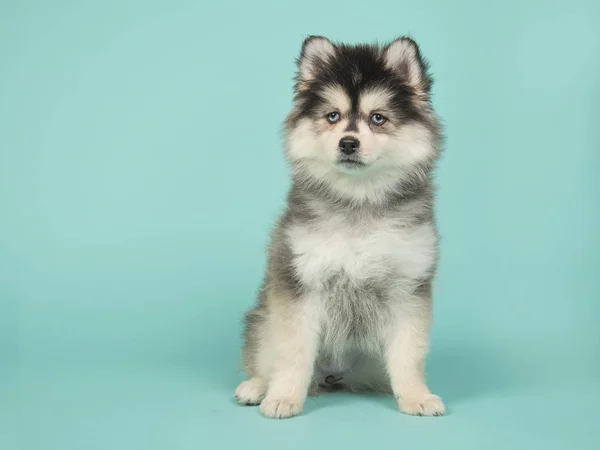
[287,213,437,292]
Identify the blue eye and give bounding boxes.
[327,112,340,123]
[371,113,387,126]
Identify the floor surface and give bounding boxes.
[6,361,599,450]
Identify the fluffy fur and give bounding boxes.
[235,36,445,419]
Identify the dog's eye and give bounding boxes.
[326,112,340,124]
[370,113,387,126]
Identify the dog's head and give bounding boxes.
[285,36,442,203]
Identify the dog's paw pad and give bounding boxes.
[235,379,266,406]
[398,394,446,417]
[260,397,303,419]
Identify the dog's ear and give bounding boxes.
[297,36,335,84]
[384,37,431,95]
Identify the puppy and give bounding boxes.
[235,36,445,419]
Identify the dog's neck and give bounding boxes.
[287,167,435,223]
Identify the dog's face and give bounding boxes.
[285,37,441,201]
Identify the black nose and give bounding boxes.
[339,137,360,155]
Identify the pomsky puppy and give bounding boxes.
[235,36,445,419]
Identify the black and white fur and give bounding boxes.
[235,36,445,419]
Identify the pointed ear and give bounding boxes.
[384,37,431,94]
[297,36,335,82]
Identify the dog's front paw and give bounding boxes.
[398,394,446,416]
[235,378,266,406]
[260,397,304,419]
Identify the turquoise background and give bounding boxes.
[2,0,599,449]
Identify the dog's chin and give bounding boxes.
[335,158,367,174]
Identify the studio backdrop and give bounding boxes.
[2,1,599,449]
